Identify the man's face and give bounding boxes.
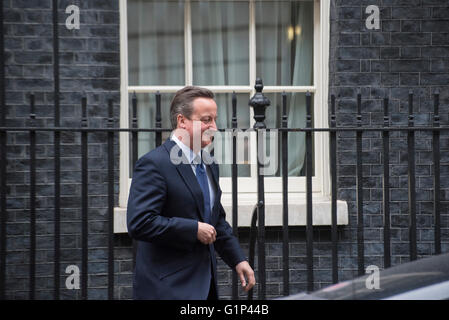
[177,97,218,151]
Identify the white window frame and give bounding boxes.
[115,0,347,232]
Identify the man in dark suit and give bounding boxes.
[127,86,255,300]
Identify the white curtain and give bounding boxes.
[192,1,251,177]
[256,1,314,176]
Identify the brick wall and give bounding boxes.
[3,0,123,299]
[328,0,449,276]
[2,0,449,300]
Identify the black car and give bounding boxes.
[281,253,449,300]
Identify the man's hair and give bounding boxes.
[169,86,214,129]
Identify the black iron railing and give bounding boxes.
[244,81,447,298]
[0,82,448,299]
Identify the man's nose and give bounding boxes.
[209,119,217,131]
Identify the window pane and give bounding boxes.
[211,93,251,177]
[192,1,249,85]
[263,92,314,177]
[256,1,314,86]
[128,0,185,85]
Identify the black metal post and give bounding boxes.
[0,5,4,288]
[281,92,289,295]
[433,90,441,255]
[305,92,314,292]
[107,98,115,300]
[256,117,266,300]
[155,91,162,147]
[0,0,4,127]
[29,94,36,300]
[356,93,364,276]
[132,93,138,165]
[52,0,61,299]
[247,205,258,301]
[0,132,4,300]
[408,91,417,261]
[132,93,138,269]
[231,92,238,299]
[382,96,391,268]
[330,94,338,284]
[0,126,4,301]
[249,78,270,300]
[0,0,7,298]
[81,95,88,300]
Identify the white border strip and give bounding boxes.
[119,0,130,208]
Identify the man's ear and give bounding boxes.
[177,114,185,129]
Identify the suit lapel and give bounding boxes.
[163,140,205,222]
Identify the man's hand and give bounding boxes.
[235,261,256,292]
[197,222,217,245]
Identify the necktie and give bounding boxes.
[194,158,211,223]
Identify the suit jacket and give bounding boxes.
[127,139,246,300]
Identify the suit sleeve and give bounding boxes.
[214,203,247,269]
[127,155,198,251]
[211,162,247,268]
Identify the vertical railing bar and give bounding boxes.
[0,132,5,301]
[0,128,5,300]
[0,0,4,128]
[0,0,7,300]
[0,0,5,294]
[247,206,258,301]
[383,95,391,269]
[305,91,314,292]
[281,92,289,295]
[0,0,5,297]
[107,98,115,300]
[81,95,88,300]
[408,91,417,261]
[356,92,364,276]
[52,0,61,299]
[330,94,338,284]
[249,78,268,300]
[132,93,138,165]
[155,91,162,147]
[256,129,266,300]
[132,93,138,269]
[433,90,441,255]
[29,93,36,300]
[231,92,238,299]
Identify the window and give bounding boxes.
[116,0,338,230]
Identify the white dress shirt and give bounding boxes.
[171,135,216,211]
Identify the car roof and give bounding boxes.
[284,253,449,300]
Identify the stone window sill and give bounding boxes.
[114,193,348,233]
